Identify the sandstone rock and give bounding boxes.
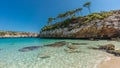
[45,41,66,47]
[99,44,115,50]
[18,46,41,52]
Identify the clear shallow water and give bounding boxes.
[0,38,120,68]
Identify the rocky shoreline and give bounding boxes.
[0,31,38,38]
[0,35,38,38]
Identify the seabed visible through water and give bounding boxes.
[0,38,119,68]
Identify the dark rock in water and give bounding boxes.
[72,43,88,45]
[45,41,66,47]
[99,44,115,50]
[18,46,41,52]
[87,44,115,51]
[107,50,120,56]
[88,44,120,57]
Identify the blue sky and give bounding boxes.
[0,0,120,33]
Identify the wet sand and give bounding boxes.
[98,55,120,68]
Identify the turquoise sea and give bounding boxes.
[0,38,120,68]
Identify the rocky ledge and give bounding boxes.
[0,31,38,38]
[40,10,120,39]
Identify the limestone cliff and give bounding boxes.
[40,10,120,39]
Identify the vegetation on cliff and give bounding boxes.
[41,11,113,32]
[40,1,120,39]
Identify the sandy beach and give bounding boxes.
[98,54,120,68]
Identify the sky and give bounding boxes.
[0,0,120,33]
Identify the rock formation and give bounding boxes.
[18,46,41,52]
[40,10,120,39]
[0,31,38,38]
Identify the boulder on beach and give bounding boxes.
[45,41,66,47]
[99,44,115,50]
[18,46,41,52]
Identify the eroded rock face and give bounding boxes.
[40,11,120,39]
[99,44,115,50]
[18,46,41,52]
[45,41,66,47]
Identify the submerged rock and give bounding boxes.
[88,46,99,50]
[71,43,88,45]
[99,44,115,50]
[65,43,80,53]
[107,50,120,56]
[88,44,120,57]
[64,48,81,53]
[38,52,50,59]
[18,46,41,52]
[67,44,78,49]
[87,44,115,51]
[45,41,66,47]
